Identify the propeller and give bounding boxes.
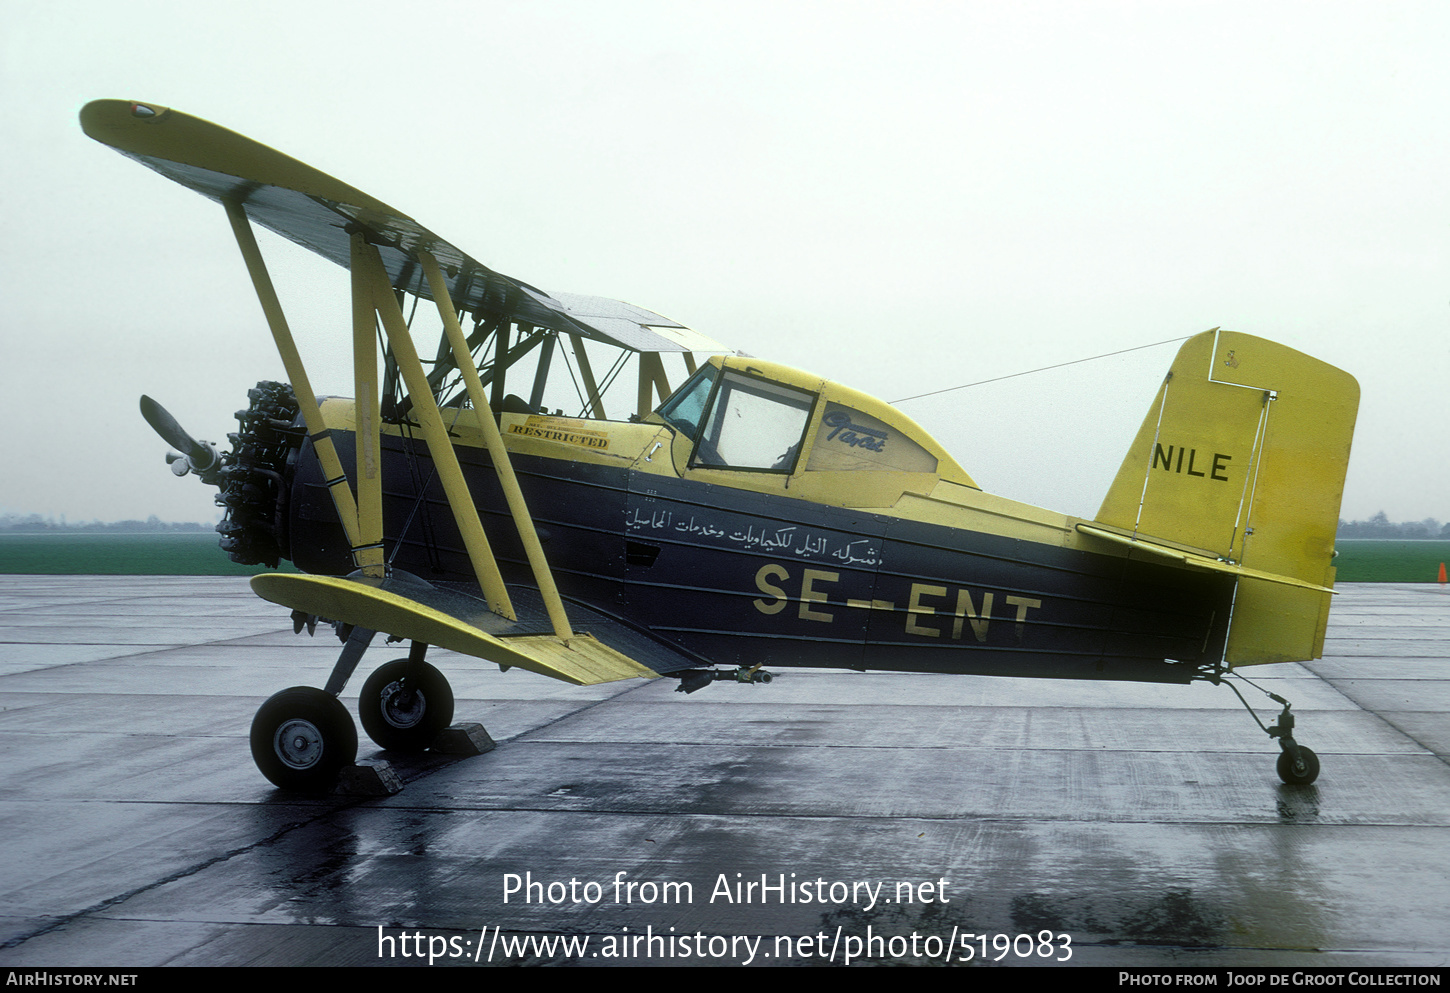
[140,395,221,484]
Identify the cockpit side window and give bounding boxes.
[690,370,815,473]
[806,401,939,474]
[657,364,718,439]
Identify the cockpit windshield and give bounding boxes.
[657,364,718,439]
[691,369,815,473]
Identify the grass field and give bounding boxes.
[1,533,1445,581]
[0,533,296,575]
[1332,539,1450,583]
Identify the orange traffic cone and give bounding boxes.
[1440,562,1448,584]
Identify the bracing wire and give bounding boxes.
[555,341,589,416]
[891,335,1192,404]
[595,352,631,400]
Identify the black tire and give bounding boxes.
[251,686,357,791]
[1277,745,1320,785]
[359,659,454,752]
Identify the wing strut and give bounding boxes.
[569,334,608,420]
[350,231,386,578]
[223,199,366,561]
[419,249,574,642]
[637,352,673,418]
[354,241,516,621]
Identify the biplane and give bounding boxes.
[82,100,1359,791]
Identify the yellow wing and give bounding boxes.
[251,573,682,686]
[80,99,725,356]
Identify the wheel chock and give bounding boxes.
[337,759,404,796]
[431,722,496,756]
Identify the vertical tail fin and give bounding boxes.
[1095,329,1359,666]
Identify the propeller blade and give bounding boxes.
[139,395,219,478]
[140,395,204,457]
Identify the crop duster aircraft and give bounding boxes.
[82,100,1359,792]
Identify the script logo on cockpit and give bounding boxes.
[821,410,888,453]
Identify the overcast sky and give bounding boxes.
[3,0,1446,526]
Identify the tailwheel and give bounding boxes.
[1225,674,1322,786]
[1268,703,1321,786]
[359,659,454,752]
[1277,745,1320,786]
[251,686,357,791]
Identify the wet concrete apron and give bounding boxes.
[0,578,1446,966]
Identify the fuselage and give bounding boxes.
[269,357,1232,685]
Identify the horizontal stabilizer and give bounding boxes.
[251,573,658,686]
[1075,523,1335,594]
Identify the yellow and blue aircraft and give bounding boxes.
[82,100,1359,792]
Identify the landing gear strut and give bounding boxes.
[1226,676,1321,785]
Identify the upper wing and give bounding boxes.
[80,99,726,355]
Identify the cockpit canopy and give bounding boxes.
[654,356,975,493]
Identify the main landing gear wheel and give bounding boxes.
[359,659,454,752]
[1277,745,1320,785]
[251,686,357,791]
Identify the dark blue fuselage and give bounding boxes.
[284,431,1232,685]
